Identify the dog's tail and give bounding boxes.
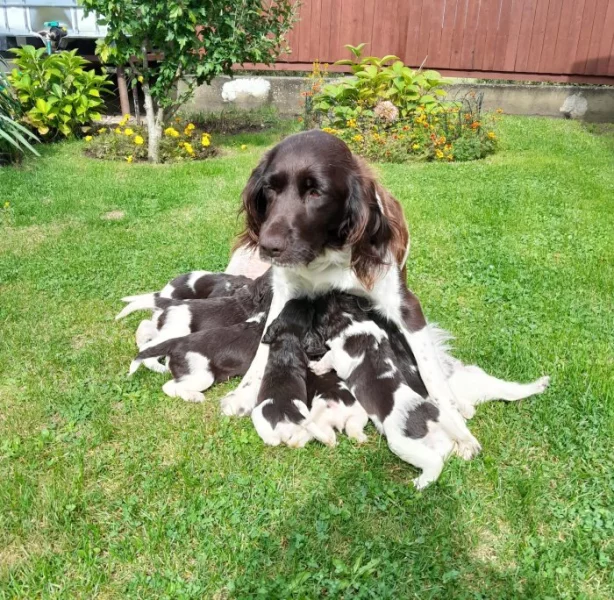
[128,338,178,375]
[116,293,172,320]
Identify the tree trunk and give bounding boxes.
[142,84,161,163]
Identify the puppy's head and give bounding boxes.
[262,298,315,347]
[236,130,407,287]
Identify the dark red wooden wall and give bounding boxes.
[255,0,614,84]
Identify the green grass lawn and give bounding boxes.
[1,117,613,599]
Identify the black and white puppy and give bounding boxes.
[128,319,265,402]
[122,271,272,373]
[116,270,254,322]
[286,368,369,448]
[309,293,549,489]
[251,299,335,447]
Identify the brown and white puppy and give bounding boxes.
[251,298,334,447]
[308,292,550,489]
[128,319,264,402]
[222,130,472,425]
[123,271,272,374]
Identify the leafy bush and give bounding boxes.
[84,116,217,163]
[323,93,500,163]
[8,46,110,138]
[308,44,500,163]
[312,44,449,127]
[1,58,39,164]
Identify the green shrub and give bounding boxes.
[312,43,449,127]
[309,44,500,163]
[8,46,111,138]
[0,57,39,164]
[84,117,217,163]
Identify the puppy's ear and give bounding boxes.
[234,151,272,251]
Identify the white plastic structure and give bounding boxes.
[1,0,106,38]
[221,78,271,103]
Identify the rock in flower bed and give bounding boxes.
[84,115,217,163]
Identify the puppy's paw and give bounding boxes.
[413,475,434,491]
[456,435,482,461]
[533,375,550,394]
[309,360,331,376]
[286,430,311,448]
[457,400,476,420]
[179,390,205,403]
[349,431,368,444]
[220,388,255,417]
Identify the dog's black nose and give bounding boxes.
[260,235,286,258]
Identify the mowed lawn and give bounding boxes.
[1,117,613,599]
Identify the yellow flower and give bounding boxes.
[137,75,144,83]
[201,133,211,147]
[124,128,134,136]
[126,155,133,163]
[496,108,503,114]
[85,135,92,142]
[435,149,444,159]
[3,201,10,209]
[352,134,364,143]
[487,131,497,139]
[412,143,420,150]
[184,123,195,136]
[123,114,131,121]
[183,142,194,155]
[322,127,337,134]
[98,128,106,134]
[164,127,180,138]
[114,127,122,134]
[134,135,144,145]
[240,144,247,150]
[346,118,357,128]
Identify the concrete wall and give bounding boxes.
[179,76,614,122]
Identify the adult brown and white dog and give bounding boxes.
[220,130,475,449]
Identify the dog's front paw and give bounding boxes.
[221,388,256,417]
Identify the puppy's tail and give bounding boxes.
[116,293,171,320]
[128,338,178,375]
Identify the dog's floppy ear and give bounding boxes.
[344,159,400,289]
[234,150,273,251]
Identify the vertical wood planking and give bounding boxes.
[438,0,461,70]
[459,0,481,69]
[538,0,564,72]
[585,0,610,74]
[318,0,333,60]
[573,0,599,73]
[493,0,513,70]
[308,0,323,63]
[525,0,551,74]
[515,0,539,72]
[405,0,426,66]
[481,0,502,71]
[426,0,446,67]
[596,0,614,74]
[278,0,614,80]
[449,0,469,69]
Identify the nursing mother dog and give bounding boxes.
[222,130,480,456]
